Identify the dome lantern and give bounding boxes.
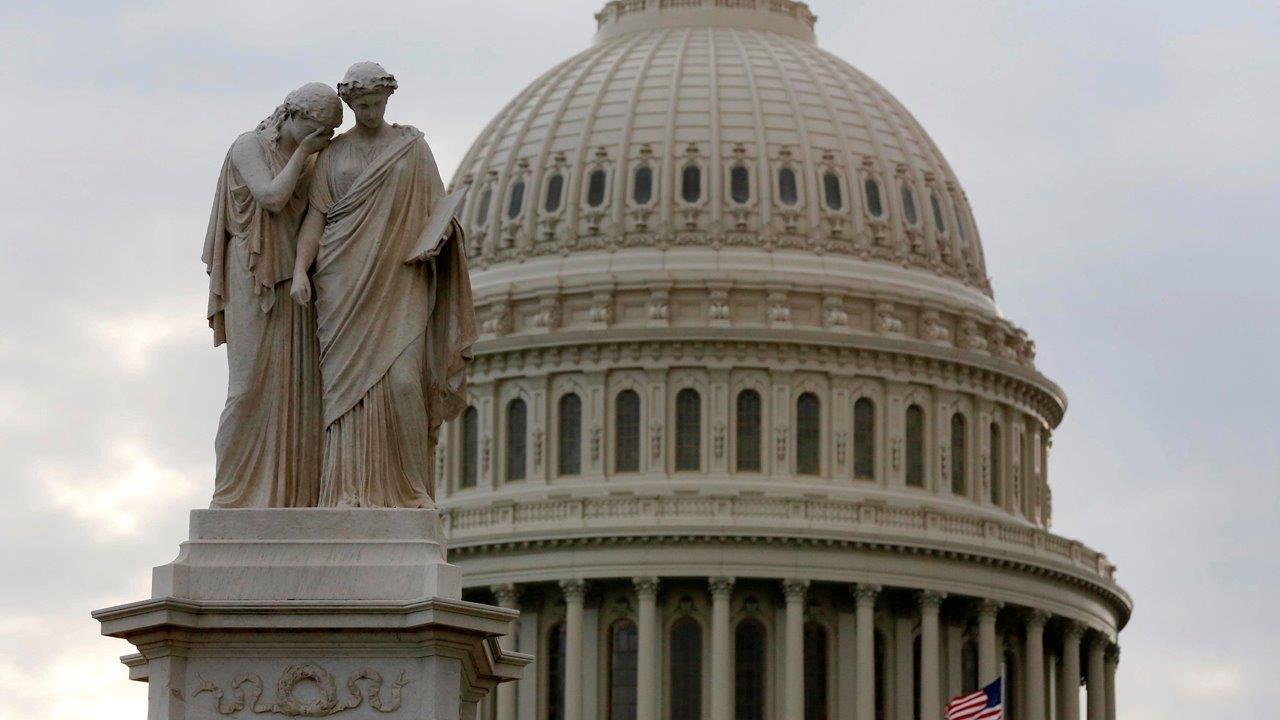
[594,0,818,44]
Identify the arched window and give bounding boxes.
[950,413,967,495]
[930,192,946,232]
[989,423,1002,504]
[461,406,478,489]
[853,398,875,480]
[734,620,766,720]
[955,200,968,242]
[905,404,925,488]
[587,168,609,208]
[1015,432,1025,510]
[804,622,829,720]
[730,165,751,205]
[675,389,701,471]
[615,390,641,473]
[507,179,526,219]
[633,165,654,205]
[779,167,800,206]
[681,164,702,204]
[736,389,762,472]
[961,640,978,693]
[609,620,639,720]
[547,622,567,720]
[874,631,888,720]
[796,392,820,476]
[544,172,565,213]
[506,399,527,482]
[475,185,493,228]
[669,616,702,720]
[1003,651,1018,720]
[864,177,884,217]
[824,171,844,210]
[558,393,582,476]
[901,184,919,225]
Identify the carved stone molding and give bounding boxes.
[194,664,409,717]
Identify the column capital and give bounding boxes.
[559,578,587,601]
[917,590,946,611]
[1061,619,1086,640]
[852,583,881,605]
[1087,630,1111,651]
[708,576,736,597]
[632,576,659,598]
[782,578,810,601]
[1026,608,1052,628]
[1105,644,1120,667]
[491,583,520,608]
[977,598,1003,620]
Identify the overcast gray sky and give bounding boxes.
[0,1,1276,718]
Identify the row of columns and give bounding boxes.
[494,578,1118,720]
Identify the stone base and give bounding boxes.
[94,509,529,720]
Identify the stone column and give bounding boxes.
[709,577,735,720]
[783,579,809,720]
[1024,610,1049,720]
[1104,646,1119,720]
[492,584,521,720]
[561,580,586,720]
[918,591,945,720]
[977,599,1003,684]
[1059,622,1083,720]
[634,577,659,720]
[1086,634,1107,720]
[853,584,880,720]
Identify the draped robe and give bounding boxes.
[308,125,475,507]
[202,130,322,507]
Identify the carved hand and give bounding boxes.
[299,127,333,156]
[290,275,312,306]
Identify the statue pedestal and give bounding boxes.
[93,509,528,720]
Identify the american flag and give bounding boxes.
[945,678,1002,720]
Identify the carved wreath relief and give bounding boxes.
[195,664,409,717]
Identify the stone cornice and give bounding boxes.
[443,494,1131,627]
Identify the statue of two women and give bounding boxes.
[203,62,476,509]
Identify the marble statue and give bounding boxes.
[291,61,477,508]
[203,82,343,508]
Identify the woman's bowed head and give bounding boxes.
[338,61,399,130]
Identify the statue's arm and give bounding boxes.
[290,206,326,305]
[230,131,328,214]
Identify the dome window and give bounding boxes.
[615,390,641,473]
[735,620,766,719]
[547,623,567,720]
[955,203,968,241]
[863,178,883,217]
[506,180,526,220]
[586,168,609,208]
[796,392,820,476]
[505,399,527,482]
[989,422,1002,504]
[558,393,582,477]
[901,184,919,225]
[669,617,703,720]
[608,619,638,720]
[823,171,844,211]
[730,165,751,205]
[779,167,800,207]
[681,164,702,204]
[735,390,762,473]
[805,623,830,720]
[853,398,875,480]
[950,413,967,495]
[931,192,947,233]
[905,404,925,487]
[675,388,701,471]
[544,172,564,213]
[632,165,654,206]
[461,406,478,489]
[474,185,493,228]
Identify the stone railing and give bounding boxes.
[443,493,1119,586]
[596,0,817,29]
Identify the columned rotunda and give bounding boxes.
[438,2,1131,720]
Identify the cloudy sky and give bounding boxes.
[0,1,1276,718]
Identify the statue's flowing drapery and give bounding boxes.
[202,131,322,507]
[308,126,475,507]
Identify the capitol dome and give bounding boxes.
[438,3,1130,720]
